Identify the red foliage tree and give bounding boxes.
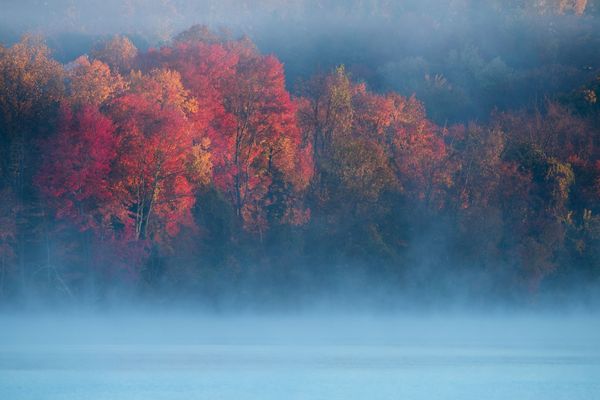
[385,94,453,207]
[37,69,209,276]
[216,51,306,230]
[107,69,203,242]
[37,105,117,232]
[142,31,312,232]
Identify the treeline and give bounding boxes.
[0,26,599,306]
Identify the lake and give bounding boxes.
[1,314,598,399]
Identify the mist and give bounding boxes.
[1,2,600,397]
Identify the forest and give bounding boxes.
[0,0,599,308]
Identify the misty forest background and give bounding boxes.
[1,0,600,308]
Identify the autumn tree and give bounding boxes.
[142,28,312,233]
[299,66,451,212]
[66,56,126,107]
[37,105,117,233]
[383,93,453,207]
[297,66,453,264]
[0,36,65,292]
[298,67,354,168]
[217,49,307,231]
[139,33,238,139]
[0,36,64,189]
[446,123,531,289]
[496,102,596,217]
[37,68,211,280]
[489,103,600,288]
[108,68,209,242]
[91,35,138,74]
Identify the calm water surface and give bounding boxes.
[1,315,598,399]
